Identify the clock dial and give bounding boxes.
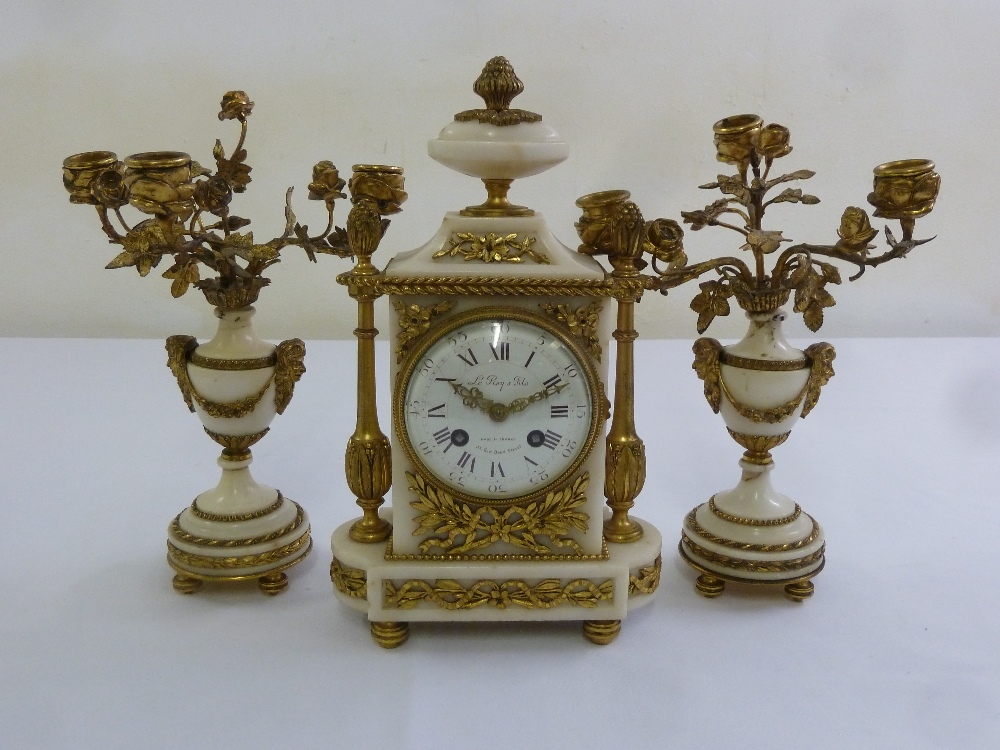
[398,308,599,503]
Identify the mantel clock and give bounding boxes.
[330,58,662,647]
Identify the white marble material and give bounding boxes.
[718,310,810,437]
[384,213,605,279]
[331,511,661,623]
[188,307,278,437]
[428,120,568,180]
[167,306,310,580]
[683,307,826,583]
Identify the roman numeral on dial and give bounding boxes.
[491,461,505,478]
[490,342,510,361]
[550,405,568,418]
[542,430,561,449]
[427,404,446,418]
[457,348,479,367]
[543,375,563,390]
[433,427,451,445]
[457,451,475,472]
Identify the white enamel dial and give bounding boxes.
[400,310,597,503]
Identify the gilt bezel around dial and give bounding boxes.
[395,305,603,507]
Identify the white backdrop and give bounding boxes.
[4,0,995,341]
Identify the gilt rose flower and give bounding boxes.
[713,114,762,167]
[835,207,878,253]
[348,165,407,215]
[89,164,129,208]
[867,159,940,219]
[644,218,686,266]
[218,91,254,121]
[308,161,347,203]
[757,123,792,160]
[194,175,233,215]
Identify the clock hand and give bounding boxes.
[449,381,492,411]
[449,380,568,422]
[449,381,511,421]
[506,381,570,414]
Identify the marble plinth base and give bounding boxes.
[331,511,661,646]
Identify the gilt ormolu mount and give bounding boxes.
[62,58,939,642]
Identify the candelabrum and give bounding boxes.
[61,91,399,594]
[577,113,940,600]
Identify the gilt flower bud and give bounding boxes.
[757,123,792,160]
[218,91,254,121]
[308,161,347,203]
[835,207,878,253]
[89,164,129,208]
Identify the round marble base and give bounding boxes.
[166,492,311,594]
[678,541,824,602]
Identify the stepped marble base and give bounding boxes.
[167,490,312,595]
[331,511,662,647]
[679,496,824,601]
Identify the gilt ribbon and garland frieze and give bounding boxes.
[628,555,662,596]
[330,557,368,600]
[383,576,613,611]
[407,471,591,556]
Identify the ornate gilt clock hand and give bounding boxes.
[506,381,570,414]
[449,379,569,423]
[449,381,508,420]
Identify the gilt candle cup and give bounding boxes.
[575,190,632,256]
[124,151,196,218]
[62,151,120,204]
[712,114,763,167]
[348,164,407,215]
[868,159,940,220]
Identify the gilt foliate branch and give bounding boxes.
[63,90,371,308]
